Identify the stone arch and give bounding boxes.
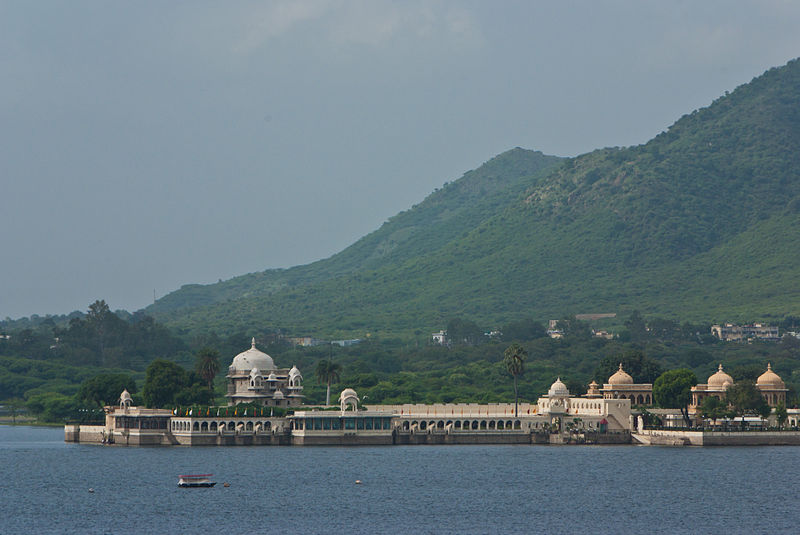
[193,422,200,431]
[201,422,208,432]
[437,420,445,429]
[471,421,479,430]
[514,420,521,429]
[506,420,512,429]
[246,421,253,431]
[498,420,505,430]
[403,421,410,430]
[480,421,487,430]
[210,422,217,431]
[454,421,461,429]
[489,420,496,429]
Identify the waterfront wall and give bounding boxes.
[640,429,800,446]
[702,431,800,446]
[65,424,105,443]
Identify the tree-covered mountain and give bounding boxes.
[150,58,800,338]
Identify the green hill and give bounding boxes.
[151,58,800,338]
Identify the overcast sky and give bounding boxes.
[2,1,800,319]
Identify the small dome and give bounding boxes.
[339,388,358,400]
[339,388,359,411]
[548,377,569,398]
[249,367,262,378]
[120,389,132,403]
[273,389,285,400]
[231,338,276,372]
[757,363,785,388]
[267,372,277,382]
[289,365,302,379]
[708,364,734,388]
[608,363,633,385]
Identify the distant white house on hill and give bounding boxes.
[431,330,447,345]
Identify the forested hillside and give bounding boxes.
[147,59,800,339]
[150,148,561,315]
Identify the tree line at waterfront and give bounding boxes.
[3,303,800,423]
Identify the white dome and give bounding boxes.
[231,338,276,371]
[339,388,358,399]
[548,378,569,398]
[289,365,302,379]
[249,367,262,378]
[273,389,285,400]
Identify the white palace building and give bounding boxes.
[66,338,633,446]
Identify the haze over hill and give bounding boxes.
[150,59,800,337]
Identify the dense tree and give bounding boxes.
[555,317,592,339]
[86,300,125,366]
[194,347,221,390]
[141,359,212,408]
[624,311,648,343]
[501,319,545,342]
[76,373,137,407]
[594,351,663,384]
[775,402,788,428]
[699,396,732,422]
[26,392,93,423]
[503,343,526,417]
[653,369,698,427]
[446,318,485,346]
[143,360,188,408]
[315,359,342,406]
[3,397,25,423]
[726,380,770,429]
[730,365,763,382]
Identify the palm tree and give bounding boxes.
[195,347,221,390]
[503,343,526,417]
[316,359,342,406]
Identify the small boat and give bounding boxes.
[178,474,216,488]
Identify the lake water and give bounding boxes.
[2,425,798,534]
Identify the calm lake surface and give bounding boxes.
[2,425,798,534]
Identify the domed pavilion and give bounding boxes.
[689,364,734,415]
[756,363,787,407]
[601,364,653,405]
[689,363,787,417]
[225,338,304,407]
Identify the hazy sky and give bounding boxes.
[2,1,800,319]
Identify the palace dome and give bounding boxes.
[708,364,734,388]
[231,338,276,372]
[608,364,634,385]
[757,363,785,388]
[548,378,569,398]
